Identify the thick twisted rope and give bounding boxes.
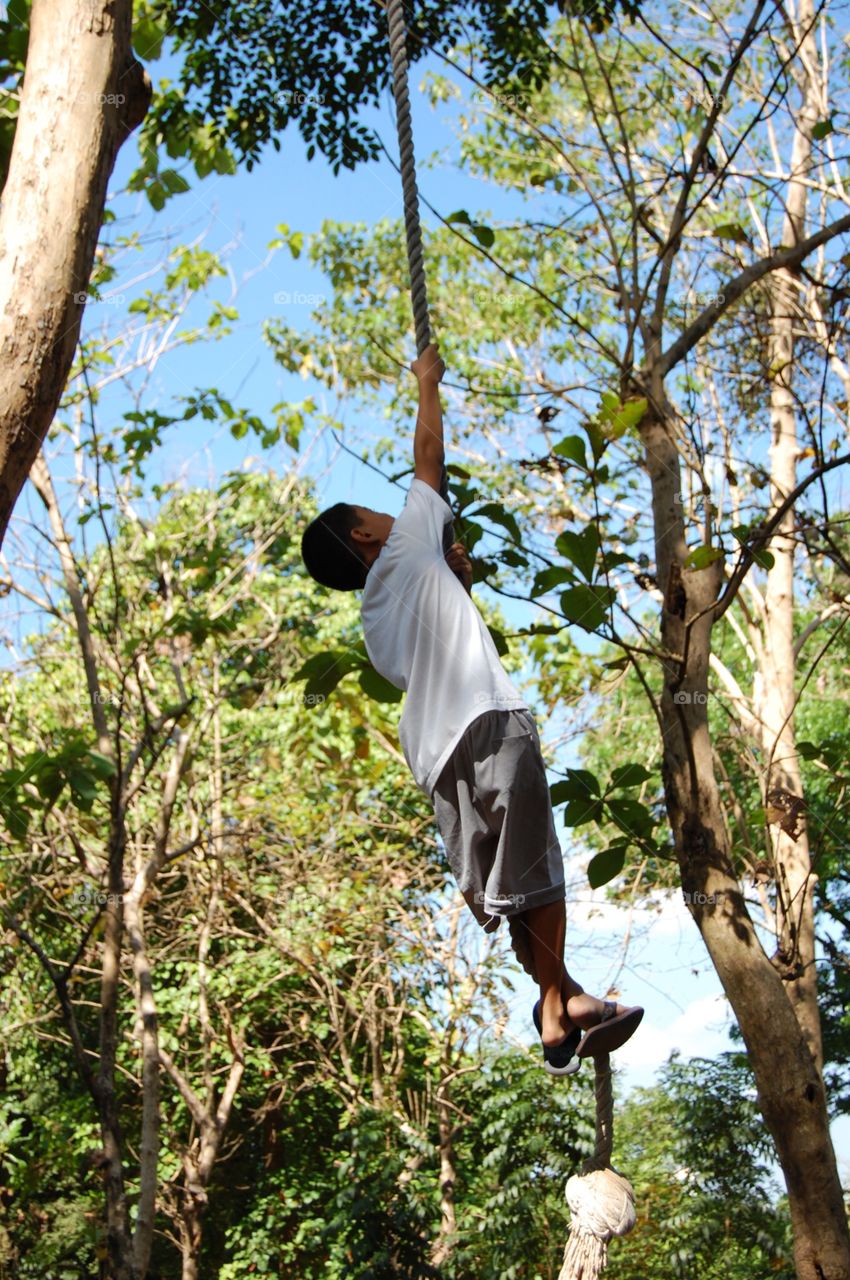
[558,1053,635,1280]
[587,1053,614,1171]
[385,0,458,551]
[385,0,432,356]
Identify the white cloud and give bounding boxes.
[615,991,734,1083]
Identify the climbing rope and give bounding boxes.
[383,11,636,1272]
[558,1053,636,1280]
[384,0,459,549]
[385,0,432,356]
[508,925,636,1276]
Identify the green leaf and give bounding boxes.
[462,521,483,554]
[714,222,750,244]
[160,168,190,196]
[563,797,603,827]
[600,395,648,438]
[559,584,614,631]
[471,555,496,582]
[132,15,167,59]
[34,766,64,805]
[471,501,522,544]
[291,650,364,700]
[753,548,775,570]
[555,526,599,581]
[584,419,608,463]
[606,797,655,840]
[86,750,117,780]
[531,565,573,597]
[358,666,403,703]
[447,209,472,225]
[685,545,724,570]
[812,117,835,140]
[487,625,509,657]
[610,763,653,789]
[550,769,600,805]
[602,550,633,571]
[588,844,628,889]
[67,768,98,811]
[472,223,496,249]
[553,435,587,468]
[1,794,29,841]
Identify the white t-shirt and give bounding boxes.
[360,479,528,795]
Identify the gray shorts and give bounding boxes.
[432,708,565,931]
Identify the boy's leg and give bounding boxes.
[525,898,579,1046]
[525,898,637,1046]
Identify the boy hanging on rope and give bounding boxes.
[301,344,643,1074]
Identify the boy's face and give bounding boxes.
[350,506,395,565]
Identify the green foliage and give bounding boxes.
[0,736,114,839]
[605,1054,794,1280]
[0,0,28,182]
[548,762,659,884]
[129,0,592,197]
[292,642,403,704]
[447,1051,592,1278]
[0,1046,102,1277]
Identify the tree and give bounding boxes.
[0,0,150,546]
[0,0,644,547]
[265,2,850,1273]
[604,1053,794,1280]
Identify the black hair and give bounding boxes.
[300,503,368,591]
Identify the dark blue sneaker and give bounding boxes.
[532,1000,581,1076]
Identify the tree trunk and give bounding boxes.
[99,814,138,1280]
[430,1083,458,1267]
[30,452,139,1278]
[755,0,823,1072]
[641,382,850,1279]
[0,0,149,546]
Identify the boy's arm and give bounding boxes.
[411,343,445,492]
[445,541,473,595]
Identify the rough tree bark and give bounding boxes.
[756,0,823,1072]
[0,0,150,546]
[617,1,850,1266]
[30,453,137,1280]
[639,375,850,1279]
